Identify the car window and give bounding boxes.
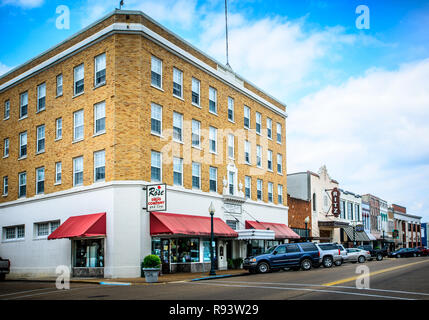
[299,243,318,252]
[275,245,286,254]
[286,244,300,253]
[319,244,336,250]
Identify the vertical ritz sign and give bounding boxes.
[331,188,340,217]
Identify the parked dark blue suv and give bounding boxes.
[243,242,321,273]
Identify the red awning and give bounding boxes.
[48,213,106,240]
[150,212,238,238]
[245,220,300,240]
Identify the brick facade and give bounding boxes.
[287,194,311,236]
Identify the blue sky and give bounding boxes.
[1,0,429,220]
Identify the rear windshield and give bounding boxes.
[299,243,318,252]
[318,244,337,250]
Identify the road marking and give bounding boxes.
[3,285,104,300]
[190,282,414,300]
[323,259,429,286]
[0,287,56,298]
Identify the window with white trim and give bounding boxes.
[209,167,217,192]
[228,134,234,159]
[151,56,162,88]
[277,154,283,174]
[244,105,250,129]
[268,182,273,203]
[37,83,46,112]
[278,184,283,204]
[56,118,62,140]
[228,171,235,195]
[173,68,183,98]
[3,138,9,157]
[4,100,10,119]
[18,172,26,198]
[36,167,45,195]
[267,150,273,171]
[191,119,201,148]
[4,225,25,241]
[255,112,261,134]
[228,97,234,122]
[267,118,272,139]
[94,150,105,182]
[245,176,251,199]
[56,74,63,97]
[35,220,60,238]
[151,103,162,136]
[20,92,28,118]
[55,162,62,184]
[151,151,161,182]
[256,145,262,168]
[192,77,200,106]
[173,157,183,186]
[73,156,83,186]
[192,162,201,189]
[19,131,27,158]
[94,101,106,134]
[277,123,282,143]
[209,87,217,114]
[3,176,8,196]
[244,140,251,164]
[73,110,84,141]
[94,53,106,87]
[257,179,263,201]
[173,112,183,142]
[36,125,45,153]
[209,126,217,153]
[74,64,84,95]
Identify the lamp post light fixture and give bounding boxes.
[209,202,216,276]
[304,216,310,242]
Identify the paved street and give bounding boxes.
[1,257,429,300]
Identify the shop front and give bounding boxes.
[48,212,106,278]
[318,220,350,243]
[341,226,371,247]
[150,212,238,273]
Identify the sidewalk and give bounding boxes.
[7,269,248,285]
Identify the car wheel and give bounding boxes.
[301,259,312,271]
[323,256,333,268]
[397,254,401,258]
[358,256,366,263]
[334,259,343,266]
[376,254,383,261]
[257,262,270,273]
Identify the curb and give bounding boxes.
[191,272,249,282]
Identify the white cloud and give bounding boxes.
[0,62,12,76]
[1,0,44,8]
[287,58,429,220]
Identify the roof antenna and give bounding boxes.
[118,0,124,10]
[224,0,232,71]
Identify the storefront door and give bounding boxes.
[161,239,170,274]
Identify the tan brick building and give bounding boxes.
[0,10,293,278]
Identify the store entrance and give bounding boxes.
[161,239,170,274]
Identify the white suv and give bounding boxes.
[314,243,343,268]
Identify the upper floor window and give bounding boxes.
[94,53,106,87]
[173,112,183,142]
[37,83,46,112]
[209,126,217,153]
[36,125,45,153]
[255,112,261,134]
[228,97,234,122]
[73,156,84,186]
[173,68,183,98]
[267,150,273,171]
[192,162,201,189]
[94,101,106,134]
[36,167,45,195]
[277,154,283,174]
[267,118,272,139]
[19,131,27,158]
[35,220,59,238]
[228,134,234,159]
[56,118,62,140]
[55,162,62,184]
[209,167,217,192]
[209,87,217,114]
[4,100,10,120]
[3,138,9,157]
[268,182,273,203]
[192,77,200,106]
[256,145,262,168]
[151,56,162,88]
[173,157,183,186]
[73,110,84,141]
[94,150,105,182]
[151,103,162,136]
[245,176,251,199]
[244,105,250,129]
[151,151,161,182]
[20,92,28,119]
[244,140,251,164]
[191,119,201,148]
[74,64,84,95]
[56,74,63,97]
[2,176,8,196]
[278,184,283,204]
[277,123,282,143]
[257,179,263,200]
[18,172,26,198]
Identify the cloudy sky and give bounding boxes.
[1,0,428,220]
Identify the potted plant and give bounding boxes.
[142,254,161,283]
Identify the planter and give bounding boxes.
[142,268,160,283]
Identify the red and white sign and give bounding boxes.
[331,187,341,217]
[146,184,167,212]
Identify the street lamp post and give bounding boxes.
[209,202,216,276]
[304,216,310,242]
[353,222,356,247]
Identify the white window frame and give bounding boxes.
[56,74,63,97]
[35,167,45,195]
[73,64,84,96]
[151,151,162,183]
[172,68,183,98]
[228,97,234,122]
[20,91,28,119]
[245,176,251,199]
[268,182,273,203]
[4,225,25,241]
[255,112,262,135]
[267,150,273,171]
[173,112,183,142]
[55,162,62,184]
[4,100,10,120]
[244,140,251,164]
[73,156,84,187]
[256,145,262,168]
[73,110,84,141]
[18,172,26,198]
[191,77,200,107]
[277,154,283,174]
[36,125,45,153]
[209,126,217,153]
[35,220,60,239]
[191,119,201,148]
[209,166,218,192]
[19,131,27,158]
[37,82,46,112]
[192,162,201,190]
[3,138,9,157]
[209,87,217,114]
[244,105,250,129]
[277,123,282,144]
[151,56,162,89]
[151,103,162,136]
[267,118,272,139]
[3,176,8,196]
[94,150,106,182]
[228,134,235,159]
[56,118,62,140]
[94,101,106,135]
[278,184,283,204]
[257,179,263,201]
[94,53,106,87]
[173,157,183,186]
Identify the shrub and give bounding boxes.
[233,258,243,269]
[142,254,161,269]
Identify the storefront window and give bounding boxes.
[152,238,161,257]
[203,239,217,262]
[170,238,200,263]
[73,239,104,268]
[249,240,265,256]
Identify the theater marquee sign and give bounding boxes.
[331,187,340,217]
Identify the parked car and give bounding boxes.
[415,247,429,256]
[0,257,10,281]
[335,243,348,265]
[243,242,321,273]
[389,248,418,258]
[345,248,371,263]
[357,245,387,261]
[314,243,343,268]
